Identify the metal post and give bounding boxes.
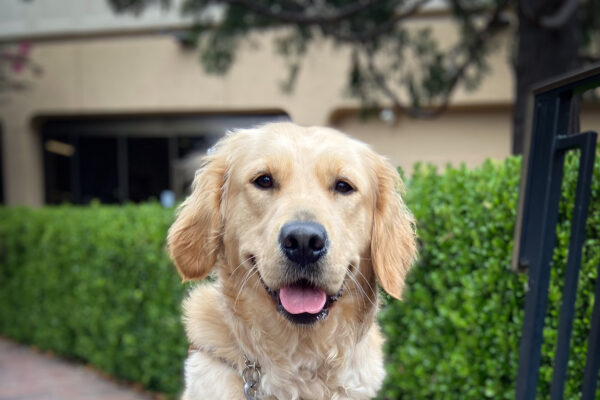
[513,64,600,400]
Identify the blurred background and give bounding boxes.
[1,0,597,207]
[1,2,600,399]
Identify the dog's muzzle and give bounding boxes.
[263,221,341,325]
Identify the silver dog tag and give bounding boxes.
[242,355,260,400]
[244,381,257,400]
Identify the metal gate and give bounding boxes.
[513,64,600,400]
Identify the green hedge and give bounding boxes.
[378,151,600,399]
[0,150,598,399]
[0,204,187,396]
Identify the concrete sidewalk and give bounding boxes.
[0,337,159,400]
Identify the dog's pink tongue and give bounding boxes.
[279,285,327,315]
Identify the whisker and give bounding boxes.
[346,266,376,308]
[344,274,365,309]
[234,267,259,311]
[236,265,257,291]
[351,264,377,296]
[251,274,262,292]
[343,278,367,311]
[230,256,253,277]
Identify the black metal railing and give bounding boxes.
[512,64,600,400]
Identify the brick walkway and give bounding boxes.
[0,337,158,400]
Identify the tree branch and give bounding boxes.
[221,0,388,24]
[365,50,450,118]
[211,0,434,43]
[365,0,510,118]
[319,0,434,43]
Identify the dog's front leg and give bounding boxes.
[182,351,246,400]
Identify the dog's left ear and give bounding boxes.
[370,154,417,300]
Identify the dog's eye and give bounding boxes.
[334,180,355,194]
[253,174,274,189]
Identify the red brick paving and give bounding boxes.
[0,337,158,400]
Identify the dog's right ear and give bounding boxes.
[369,152,417,300]
[167,149,227,281]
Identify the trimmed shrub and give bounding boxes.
[378,150,600,399]
[0,203,187,396]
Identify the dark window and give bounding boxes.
[127,138,170,202]
[40,113,289,204]
[43,135,73,204]
[79,137,119,204]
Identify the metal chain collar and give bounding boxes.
[242,355,261,400]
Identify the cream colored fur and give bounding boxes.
[168,123,417,400]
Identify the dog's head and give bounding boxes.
[168,123,416,325]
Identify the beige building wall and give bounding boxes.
[0,16,523,206]
[335,107,513,173]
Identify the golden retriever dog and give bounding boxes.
[168,122,417,400]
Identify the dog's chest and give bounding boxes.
[258,359,347,400]
[255,339,383,400]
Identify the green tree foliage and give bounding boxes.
[110,0,512,116]
[108,0,600,152]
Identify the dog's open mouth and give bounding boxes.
[263,279,343,325]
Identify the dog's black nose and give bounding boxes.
[279,221,328,265]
